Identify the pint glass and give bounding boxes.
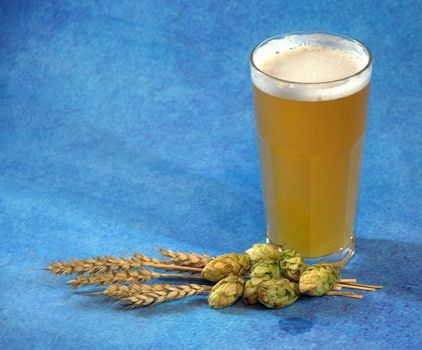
[250,32,372,265]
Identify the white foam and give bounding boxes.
[251,33,371,101]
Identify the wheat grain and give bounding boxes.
[48,256,144,275]
[159,248,214,268]
[103,283,211,300]
[121,284,211,308]
[67,270,205,288]
[130,254,169,265]
[48,255,201,275]
[103,283,174,299]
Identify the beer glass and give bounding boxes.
[250,32,372,265]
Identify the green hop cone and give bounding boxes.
[278,249,305,282]
[208,276,245,309]
[201,253,251,282]
[258,278,299,308]
[299,262,340,296]
[243,277,269,305]
[245,243,282,264]
[250,259,280,280]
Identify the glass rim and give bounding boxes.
[250,31,373,86]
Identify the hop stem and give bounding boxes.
[340,279,357,283]
[336,283,376,292]
[339,282,383,289]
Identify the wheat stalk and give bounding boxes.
[48,255,202,275]
[159,248,214,268]
[121,284,211,308]
[67,269,205,288]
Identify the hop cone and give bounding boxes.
[258,278,299,308]
[243,255,281,304]
[278,249,305,282]
[208,276,245,309]
[250,260,280,280]
[201,253,251,282]
[245,243,282,264]
[299,263,340,296]
[243,277,269,305]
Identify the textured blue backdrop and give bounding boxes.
[1,1,421,349]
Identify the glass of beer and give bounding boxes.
[250,32,372,265]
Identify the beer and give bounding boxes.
[250,33,372,263]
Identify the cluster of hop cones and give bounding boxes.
[44,244,382,309]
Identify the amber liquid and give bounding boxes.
[253,84,370,258]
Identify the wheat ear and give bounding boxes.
[48,255,201,275]
[67,270,205,288]
[121,284,211,308]
[48,256,145,275]
[159,248,214,268]
[100,283,173,299]
[102,283,211,300]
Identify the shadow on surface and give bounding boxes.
[133,297,208,318]
[71,290,208,317]
[268,237,422,335]
[349,237,422,301]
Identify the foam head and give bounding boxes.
[251,33,372,101]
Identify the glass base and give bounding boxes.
[266,236,355,267]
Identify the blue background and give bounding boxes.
[1,1,421,349]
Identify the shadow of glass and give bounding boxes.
[347,237,422,302]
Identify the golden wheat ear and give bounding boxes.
[158,248,214,268]
[120,284,212,308]
[66,270,206,288]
